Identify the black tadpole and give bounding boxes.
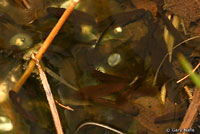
[94,20,115,47]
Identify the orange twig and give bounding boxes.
[184,86,193,100]
[55,100,74,111]
[177,61,200,83]
[22,0,30,9]
[31,53,63,134]
[15,0,30,9]
[13,0,80,93]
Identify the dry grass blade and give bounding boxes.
[13,0,80,93]
[45,67,79,91]
[74,122,126,134]
[184,86,193,100]
[153,35,200,85]
[177,61,200,83]
[31,53,63,134]
[178,87,200,134]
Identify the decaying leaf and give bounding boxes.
[164,0,200,27]
[160,83,167,104]
[131,0,158,18]
[154,110,185,124]
[6,0,46,25]
[134,97,185,134]
[163,15,180,62]
[190,23,200,35]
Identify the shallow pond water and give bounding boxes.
[0,0,200,134]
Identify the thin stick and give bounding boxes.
[177,87,200,134]
[153,35,200,85]
[14,0,30,9]
[22,0,30,9]
[55,100,74,111]
[13,0,80,93]
[184,86,193,100]
[177,61,200,83]
[45,67,79,91]
[74,122,126,134]
[31,53,63,134]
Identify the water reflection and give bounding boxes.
[0,116,13,132]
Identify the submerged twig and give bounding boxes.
[15,0,31,9]
[31,53,63,134]
[13,0,80,93]
[177,61,200,83]
[178,87,200,134]
[55,100,74,111]
[21,0,30,9]
[74,122,126,134]
[45,67,79,91]
[153,35,200,85]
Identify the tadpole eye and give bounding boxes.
[20,38,25,42]
[114,27,123,33]
[107,53,122,67]
[9,33,32,50]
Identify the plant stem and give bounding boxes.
[13,0,80,93]
[178,87,200,134]
[31,53,63,134]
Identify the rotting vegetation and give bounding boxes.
[0,0,200,134]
